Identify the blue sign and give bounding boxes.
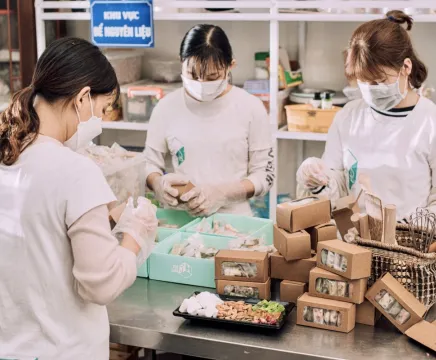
[90,0,154,48]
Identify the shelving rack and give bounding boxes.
[35,0,436,220]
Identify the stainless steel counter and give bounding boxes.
[108,279,436,360]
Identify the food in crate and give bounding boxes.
[228,237,276,254]
[303,306,342,327]
[221,261,258,278]
[78,143,146,205]
[170,233,219,259]
[158,219,179,229]
[194,218,241,236]
[223,285,260,298]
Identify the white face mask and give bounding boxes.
[357,70,408,111]
[64,93,102,151]
[181,75,228,102]
[343,86,362,101]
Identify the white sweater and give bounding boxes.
[299,97,436,220]
[145,86,275,215]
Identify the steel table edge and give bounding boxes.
[109,323,344,360]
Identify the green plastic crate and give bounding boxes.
[184,213,273,244]
[137,212,198,279]
[149,232,231,288]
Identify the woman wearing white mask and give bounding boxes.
[145,24,274,216]
[0,38,158,359]
[297,10,436,221]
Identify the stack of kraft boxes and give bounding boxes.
[296,239,373,333]
[272,197,336,304]
[274,197,381,332]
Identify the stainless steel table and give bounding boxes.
[108,279,436,360]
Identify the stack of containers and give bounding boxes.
[272,197,337,304]
[148,214,273,288]
[296,239,373,333]
[215,250,271,300]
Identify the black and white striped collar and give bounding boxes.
[371,105,415,118]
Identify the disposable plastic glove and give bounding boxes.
[112,197,158,267]
[150,173,190,207]
[180,182,247,217]
[296,157,330,189]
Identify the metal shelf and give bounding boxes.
[276,129,327,142]
[102,121,149,131]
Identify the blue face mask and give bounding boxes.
[357,70,408,111]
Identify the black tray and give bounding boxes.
[173,292,294,330]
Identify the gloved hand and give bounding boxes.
[150,173,190,207]
[296,157,330,189]
[180,182,247,217]
[112,197,158,267]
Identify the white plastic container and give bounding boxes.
[120,80,182,122]
[105,50,143,85]
[149,59,181,83]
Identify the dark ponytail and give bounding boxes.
[0,37,119,166]
[180,24,233,79]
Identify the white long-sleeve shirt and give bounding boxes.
[145,86,275,215]
[320,97,436,220]
[0,135,137,360]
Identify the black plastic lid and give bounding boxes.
[325,93,331,100]
[314,92,322,100]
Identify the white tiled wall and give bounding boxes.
[68,20,436,197]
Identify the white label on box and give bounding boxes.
[128,100,146,115]
[172,262,192,278]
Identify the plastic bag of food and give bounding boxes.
[221,261,258,278]
[78,143,146,205]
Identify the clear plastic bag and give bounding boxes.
[78,143,146,205]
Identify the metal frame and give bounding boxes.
[34,0,436,220]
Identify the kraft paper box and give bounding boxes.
[280,280,307,303]
[274,225,311,261]
[406,321,436,352]
[332,207,355,240]
[297,293,356,333]
[317,240,372,280]
[215,250,269,283]
[356,300,381,326]
[216,279,271,300]
[307,223,337,251]
[270,252,316,283]
[276,197,331,233]
[309,267,367,304]
[366,273,427,333]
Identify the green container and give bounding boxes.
[156,208,196,242]
[184,214,273,244]
[149,232,231,288]
[137,212,199,279]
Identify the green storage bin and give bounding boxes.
[156,208,196,242]
[149,232,230,288]
[137,226,182,278]
[184,214,273,244]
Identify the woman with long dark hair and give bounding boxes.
[0,37,157,359]
[145,24,275,216]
